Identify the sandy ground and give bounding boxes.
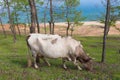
[0,21,120,36]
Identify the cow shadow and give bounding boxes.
[8,55,85,71]
[47,59,79,70]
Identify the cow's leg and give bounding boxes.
[33,53,39,69]
[62,58,67,69]
[73,59,82,70]
[36,54,40,63]
[36,54,51,67]
[69,54,82,70]
[42,57,51,66]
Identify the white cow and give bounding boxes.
[26,34,92,70]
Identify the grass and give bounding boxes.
[0,34,120,80]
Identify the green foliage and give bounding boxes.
[53,0,84,29]
[0,12,7,17]
[0,34,120,79]
[0,0,85,25]
[0,1,7,21]
[53,0,84,25]
[99,1,120,27]
[65,0,80,7]
[73,11,85,26]
[114,6,120,19]
[36,0,44,6]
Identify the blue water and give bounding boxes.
[78,0,105,21]
[1,0,105,23]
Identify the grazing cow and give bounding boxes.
[26,34,61,67]
[26,34,92,70]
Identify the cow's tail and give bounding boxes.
[26,35,32,67]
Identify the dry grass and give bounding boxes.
[0,21,120,36]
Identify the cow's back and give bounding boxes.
[37,37,68,58]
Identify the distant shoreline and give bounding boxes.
[2,20,120,25]
[39,21,120,26]
[0,21,120,36]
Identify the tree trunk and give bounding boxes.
[53,22,55,34]
[33,1,40,33]
[71,30,73,36]
[106,26,110,35]
[14,10,21,36]
[25,5,30,26]
[5,0,16,42]
[43,0,49,34]
[50,0,54,34]
[44,13,47,34]
[0,17,7,38]
[101,0,110,63]
[24,24,27,35]
[66,21,70,36]
[28,0,36,33]
[49,21,52,34]
[65,0,70,36]
[70,25,74,36]
[35,12,40,33]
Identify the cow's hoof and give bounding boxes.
[63,66,67,70]
[78,68,82,71]
[63,67,68,70]
[78,67,82,70]
[34,65,39,69]
[47,63,51,67]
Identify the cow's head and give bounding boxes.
[75,45,93,71]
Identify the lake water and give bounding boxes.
[78,0,105,21]
[1,0,105,23]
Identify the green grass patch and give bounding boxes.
[0,34,120,80]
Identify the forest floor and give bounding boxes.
[0,21,120,36]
